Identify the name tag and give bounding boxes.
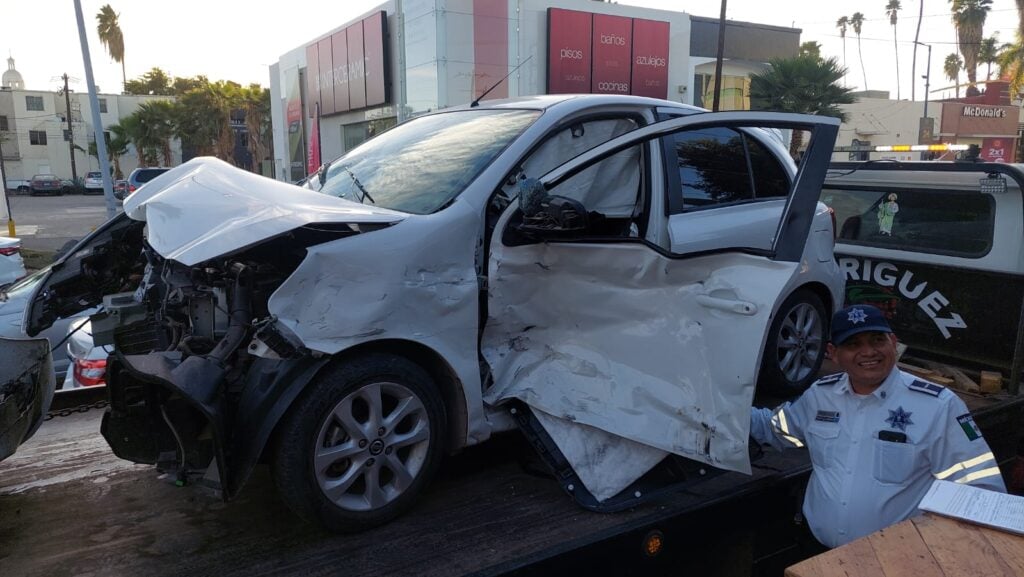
[815,410,840,423]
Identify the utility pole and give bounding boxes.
[74,0,116,219]
[711,0,728,111]
[62,73,78,183]
[0,134,13,236]
[914,41,933,160]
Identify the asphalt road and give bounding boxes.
[6,192,119,252]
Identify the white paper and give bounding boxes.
[918,479,1024,535]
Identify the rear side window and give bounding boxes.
[668,127,789,210]
[135,169,168,183]
[825,187,995,258]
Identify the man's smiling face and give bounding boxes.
[827,331,899,393]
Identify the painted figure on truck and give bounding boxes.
[877,193,898,235]
[750,304,1005,549]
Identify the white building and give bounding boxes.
[269,0,801,182]
[0,57,182,187]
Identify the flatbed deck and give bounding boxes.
[0,406,812,577]
[2,385,1019,577]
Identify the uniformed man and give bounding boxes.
[750,304,1006,549]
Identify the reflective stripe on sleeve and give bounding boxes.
[771,409,804,448]
[935,452,996,480]
[955,467,1003,484]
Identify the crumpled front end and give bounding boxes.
[0,337,55,461]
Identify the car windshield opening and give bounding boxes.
[315,109,540,214]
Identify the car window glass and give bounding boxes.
[315,109,540,215]
[670,127,752,209]
[825,187,995,258]
[746,134,790,199]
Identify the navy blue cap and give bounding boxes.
[830,304,893,344]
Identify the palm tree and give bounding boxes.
[836,16,850,76]
[123,100,176,166]
[951,0,993,96]
[96,5,126,92]
[850,13,868,90]
[912,0,924,100]
[800,41,823,60]
[886,1,902,99]
[978,36,1003,80]
[87,123,129,179]
[749,55,856,157]
[997,40,1024,96]
[944,52,964,98]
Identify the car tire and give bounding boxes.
[271,353,446,533]
[758,289,828,396]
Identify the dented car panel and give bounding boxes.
[0,337,55,461]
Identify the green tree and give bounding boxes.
[122,100,176,166]
[886,0,902,99]
[96,4,126,92]
[749,55,856,157]
[239,84,272,175]
[944,52,964,97]
[799,41,823,60]
[978,35,1004,80]
[124,67,173,95]
[850,12,868,89]
[87,122,130,179]
[951,0,993,96]
[836,16,850,75]
[997,40,1024,96]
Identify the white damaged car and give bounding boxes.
[20,95,843,531]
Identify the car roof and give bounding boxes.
[438,93,704,115]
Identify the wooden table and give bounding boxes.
[785,513,1024,577]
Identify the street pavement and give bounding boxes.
[5,192,120,252]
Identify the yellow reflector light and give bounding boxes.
[643,530,664,557]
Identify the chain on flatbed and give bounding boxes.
[45,398,109,420]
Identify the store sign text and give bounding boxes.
[962,106,1008,118]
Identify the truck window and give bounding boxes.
[826,188,995,258]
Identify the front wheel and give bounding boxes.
[271,354,446,533]
[758,289,828,396]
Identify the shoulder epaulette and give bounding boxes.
[814,373,844,386]
[908,379,944,397]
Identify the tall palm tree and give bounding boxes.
[124,100,176,166]
[997,39,1024,96]
[944,52,964,98]
[912,0,924,100]
[96,5,126,92]
[836,16,850,84]
[951,0,993,96]
[978,36,1003,80]
[850,13,868,90]
[749,55,856,157]
[886,1,902,99]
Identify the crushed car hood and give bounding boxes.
[122,157,406,266]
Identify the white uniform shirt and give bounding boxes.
[751,367,1005,548]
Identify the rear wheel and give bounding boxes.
[758,289,828,396]
[271,354,446,533]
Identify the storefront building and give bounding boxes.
[269,0,800,182]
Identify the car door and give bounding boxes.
[481,112,838,502]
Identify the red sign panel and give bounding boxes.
[363,11,388,106]
[317,37,336,115]
[981,137,1015,163]
[347,21,367,111]
[592,14,632,95]
[305,44,319,118]
[547,8,592,94]
[473,0,509,101]
[630,18,669,98]
[331,29,350,113]
[304,11,390,116]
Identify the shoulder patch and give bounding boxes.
[908,379,944,397]
[814,373,844,386]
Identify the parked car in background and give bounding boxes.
[84,171,104,194]
[0,236,26,287]
[18,96,843,532]
[114,180,129,199]
[61,318,111,389]
[0,268,95,384]
[30,174,63,196]
[125,167,172,197]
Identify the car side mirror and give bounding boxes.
[515,178,589,237]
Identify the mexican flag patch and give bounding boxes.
[957,413,982,441]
